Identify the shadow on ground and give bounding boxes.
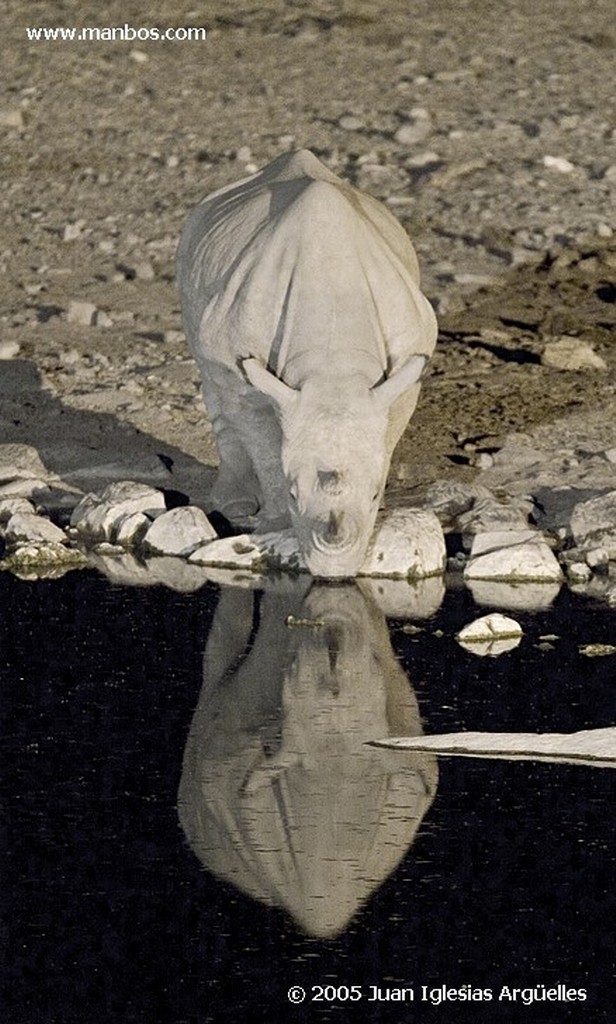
[0,360,215,506]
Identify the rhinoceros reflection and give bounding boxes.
[178,579,437,938]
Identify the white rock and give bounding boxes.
[0,443,50,479]
[372,727,616,766]
[94,309,113,328]
[567,562,592,582]
[0,107,25,130]
[456,613,523,657]
[394,121,432,146]
[63,221,85,242]
[338,114,365,131]
[67,300,98,326]
[468,529,544,558]
[464,541,563,582]
[5,512,68,546]
[570,491,616,545]
[543,155,575,173]
[114,512,151,546]
[143,506,217,556]
[135,260,155,280]
[70,481,165,542]
[458,498,530,536]
[163,329,185,344]
[359,509,446,578]
[0,497,35,526]
[541,336,607,371]
[0,341,21,359]
[413,480,494,523]
[189,531,303,572]
[586,548,610,569]
[453,273,497,287]
[406,150,441,168]
[0,477,52,499]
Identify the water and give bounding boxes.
[2,569,614,1023]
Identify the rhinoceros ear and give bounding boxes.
[241,357,298,410]
[373,354,428,408]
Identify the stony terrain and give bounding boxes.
[1,1,615,602]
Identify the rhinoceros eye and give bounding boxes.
[289,484,299,507]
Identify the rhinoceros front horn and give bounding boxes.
[241,357,298,409]
[372,354,428,408]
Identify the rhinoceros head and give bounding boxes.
[243,356,427,578]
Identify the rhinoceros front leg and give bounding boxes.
[238,394,291,531]
[200,365,261,520]
[200,361,290,529]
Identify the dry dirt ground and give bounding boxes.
[1,0,615,509]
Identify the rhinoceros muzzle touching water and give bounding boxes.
[176,149,437,578]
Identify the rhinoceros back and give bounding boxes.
[176,149,437,388]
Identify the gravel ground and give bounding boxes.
[1,0,615,505]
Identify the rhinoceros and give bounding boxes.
[176,149,437,577]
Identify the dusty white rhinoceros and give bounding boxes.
[176,149,437,577]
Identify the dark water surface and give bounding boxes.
[2,569,614,1023]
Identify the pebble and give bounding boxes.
[0,341,20,359]
[0,107,25,129]
[135,260,156,280]
[453,273,497,287]
[541,336,607,371]
[543,155,575,173]
[67,300,98,326]
[338,114,365,131]
[63,221,86,242]
[456,613,523,657]
[567,562,592,582]
[394,121,432,146]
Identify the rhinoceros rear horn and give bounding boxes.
[372,354,428,408]
[241,357,298,410]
